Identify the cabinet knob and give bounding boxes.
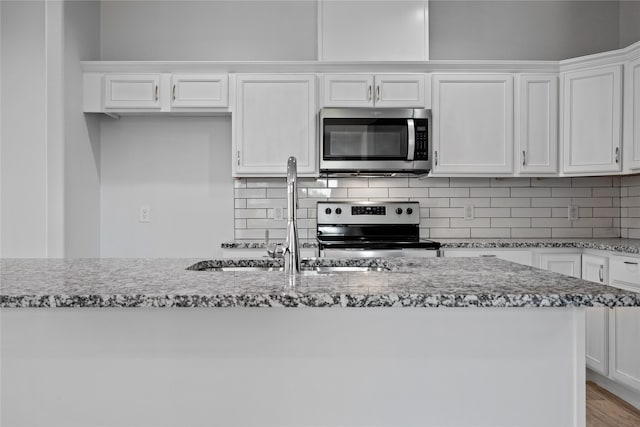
[368,85,372,102]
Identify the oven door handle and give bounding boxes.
[407,119,415,161]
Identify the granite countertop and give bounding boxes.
[222,238,640,255]
[1,257,638,308]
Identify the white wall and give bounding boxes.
[100,117,234,258]
[100,0,622,61]
[429,0,620,60]
[0,0,100,258]
[64,1,101,257]
[1,1,48,257]
[620,0,640,48]
[100,0,318,60]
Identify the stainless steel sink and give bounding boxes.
[206,266,389,273]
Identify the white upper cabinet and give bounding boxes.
[321,74,426,108]
[561,65,622,175]
[170,74,228,108]
[104,74,161,110]
[516,74,558,175]
[233,74,317,177]
[624,57,640,171]
[581,254,609,376]
[319,0,428,61]
[89,73,230,113]
[322,74,374,107]
[432,74,514,175]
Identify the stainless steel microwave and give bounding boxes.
[320,108,432,174]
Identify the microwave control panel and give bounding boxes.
[414,119,429,160]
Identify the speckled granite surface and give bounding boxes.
[437,238,640,254]
[223,238,640,254]
[1,257,638,308]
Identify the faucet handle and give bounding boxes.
[267,242,284,258]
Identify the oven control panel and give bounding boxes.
[352,205,386,215]
[317,201,419,225]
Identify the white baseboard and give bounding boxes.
[587,369,640,410]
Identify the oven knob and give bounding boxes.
[325,208,332,215]
[335,208,342,214]
[396,208,403,215]
[406,208,413,215]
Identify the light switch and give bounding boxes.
[464,204,474,220]
[568,205,579,221]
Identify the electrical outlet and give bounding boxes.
[273,207,284,221]
[139,205,151,223]
[464,204,474,220]
[568,205,579,221]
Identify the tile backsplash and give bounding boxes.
[621,175,640,239]
[234,176,623,241]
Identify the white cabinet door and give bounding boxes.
[432,74,514,175]
[610,307,640,393]
[516,74,558,174]
[608,255,640,393]
[609,254,640,293]
[582,254,609,376]
[320,0,428,61]
[234,74,317,177]
[374,74,426,108]
[624,57,640,171]
[170,74,228,108]
[321,74,425,108]
[538,253,581,278]
[561,65,622,174]
[322,74,374,108]
[104,74,161,109]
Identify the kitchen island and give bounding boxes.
[2,257,639,427]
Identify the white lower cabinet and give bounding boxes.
[608,254,640,393]
[581,254,609,376]
[536,252,581,278]
[609,307,640,393]
[233,74,317,177]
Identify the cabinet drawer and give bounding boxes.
[609,255,640,292]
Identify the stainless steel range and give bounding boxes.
[316,201,440,258]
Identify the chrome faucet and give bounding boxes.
[283,156,301,274]
[265,157,300,275]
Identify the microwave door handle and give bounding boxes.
[407,119,415,161]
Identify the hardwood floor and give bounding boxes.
[587,381,640,427]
